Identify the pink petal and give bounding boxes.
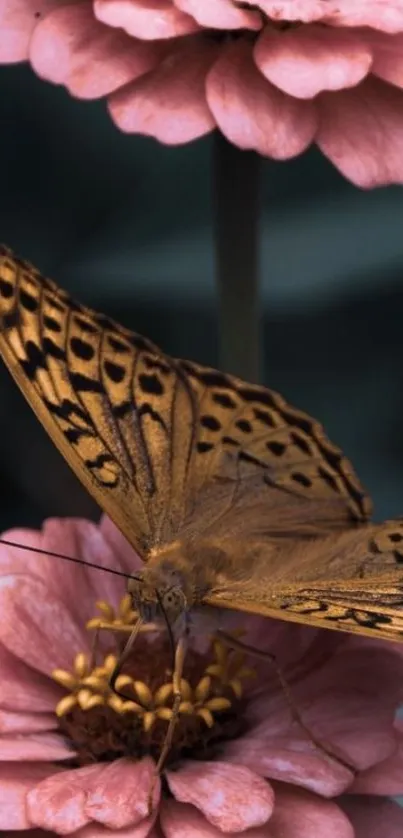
[317,77,403,187]
[206,39,317,159]
[0,763,58,830]
[108,38,217,142]
[0,518,128,621]
[175,0,262,30]
[0,732,73,761]
[247,646,401,777]
[0,574,89,674]
[0,0,59,62]
[254,25,372,99]
[94,0,200,39]
[75,821,160,838]
[0,708,57,733]
[161,799,273,837]
[269,783,354,838]
[166,760,273,832]
[251,1,403,33]
[365,29,403,88]
[352,725,403,795]
[223,736,352,797]
[339,796,403,838]
[27,764,101,834]
[0,640,61,713]
[30,3,163,98]
[84,757,159,828]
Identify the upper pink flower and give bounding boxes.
[1,0,403,186]
[0,514,403,837]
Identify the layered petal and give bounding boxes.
[0,763,58,830]
[254,25,372,99]
[268,783,354,838]
[94,0,200,39]
[340,796,403,838]
[109,38,217,141]
[317,77,403,186]
[30,3,164,98]
[84,758,159,828]
[0,0,59,62]
[175,0,262,30]
[166,760,274,831]
[206,39,317,159]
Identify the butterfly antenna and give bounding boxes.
[0,537,135,580]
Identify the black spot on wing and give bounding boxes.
[20,340,46,379]
[43,337,66,361]
[139,373,163,396]
[212,392,237,410]
[0,279,14,298]
[201,415,221,431]
[69,372,104,393]
[19,289,38,312]
[70,337,95,362]
[104,360,126,384]
[43,315,61,333]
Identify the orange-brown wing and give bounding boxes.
[0,246,371,564]
[204,520,403,641]
[0,247,198,557]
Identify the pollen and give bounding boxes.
[52,597,255,767]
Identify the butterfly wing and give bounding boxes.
[0,247,198,557]
[203,520,403,640]
[0,246,371,565]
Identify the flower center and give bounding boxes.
[52,596,254,768]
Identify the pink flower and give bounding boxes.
[1,1,403,186]
[0,515,402,836]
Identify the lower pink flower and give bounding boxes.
[0,515,402,836]
[1,0,403,185]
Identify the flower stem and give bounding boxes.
[212,132,261,383]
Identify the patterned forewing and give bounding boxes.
[0,248,196,556]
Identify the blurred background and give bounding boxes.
[1,63,403,531]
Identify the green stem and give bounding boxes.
[212,132,262,383]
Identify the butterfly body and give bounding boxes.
[1,245,403,643]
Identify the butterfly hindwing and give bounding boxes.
[204,519,403,640]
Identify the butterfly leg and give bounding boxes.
[89,620,159,670]
[147,634,187,814]
[216,629,356,775]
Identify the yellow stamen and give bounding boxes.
[95,600,114,620]
[194,675,211,702]
[154,683,174,705]
[197,708,214,728]
[143,711,156,732]
[156,707,174,721]
[133,681,153,706]
[74,653,89,678]
[178,701,193,715]
[115,674,134,691]
[55,695,77,717]
[52,669,77,690]
[77,688,93,709]
[205,697,231,712]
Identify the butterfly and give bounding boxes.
[1,243,403,655]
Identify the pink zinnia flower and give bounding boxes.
[1,1,403,186]
[0,515,403,836]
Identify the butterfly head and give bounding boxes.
[127,570,188,628]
